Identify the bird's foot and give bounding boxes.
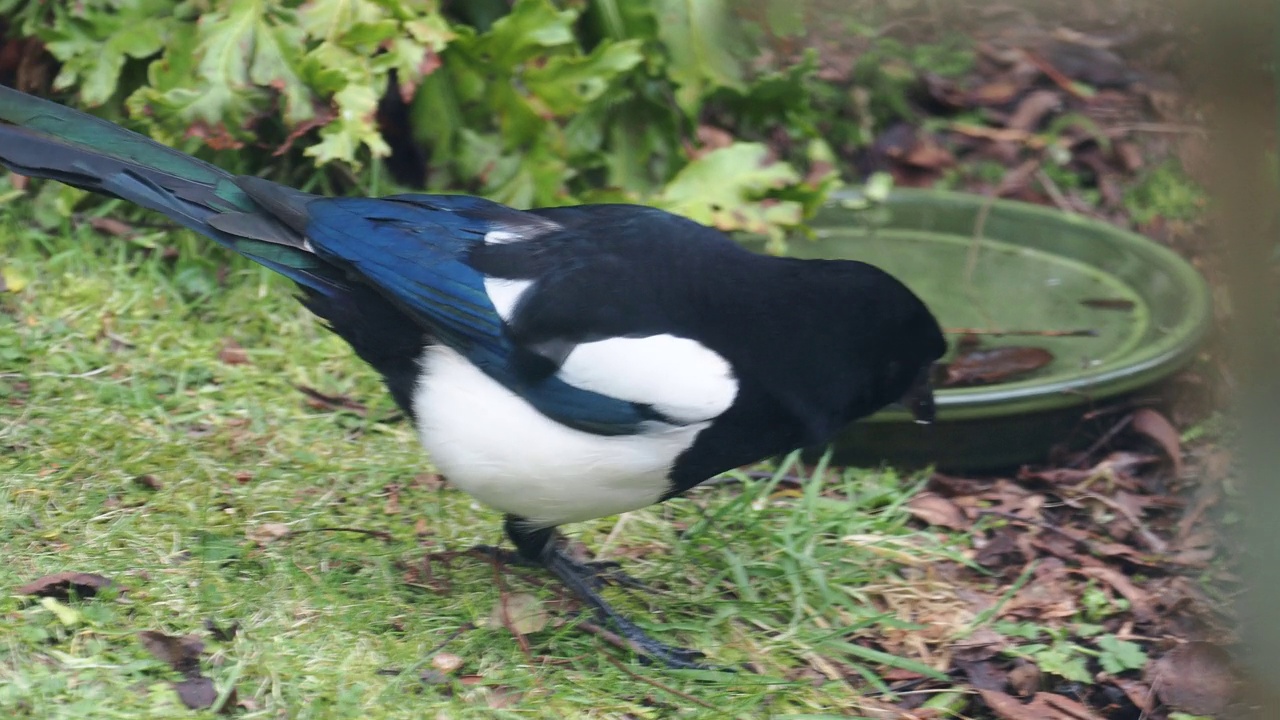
[468,544,652,591]
[467,544,529,567]
[543,547,710,669]
[603,612,708,669]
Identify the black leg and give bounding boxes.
[502,515,707,669]
[470,545,653,592]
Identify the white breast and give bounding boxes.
[412,346,715,527]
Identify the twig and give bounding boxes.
[1034,168,1075,213]
[1023,50,1092,99]
[596,512,633,558]
[294,384,369,415]
[1107,123,1206,136]
[489,553,536,663]
[1072,413,1135,468]
[374,622,475,693]
[577,617,638,654]
[962,194,998,330]
[0,366,112,379]
[977,509,1086,545]
[944,327,1098,338]
[289,526,393,542]
[1075,491,1169,553]
[601,654,720,711]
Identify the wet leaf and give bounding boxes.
[1080,298,1136,311]
[942,346,1054,387]
[489,592,548,635]
[16,572,113,600]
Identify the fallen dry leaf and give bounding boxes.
[383,484,402,515]
[1149,641,1238,716]
[980,689,1105,720]
[969,79,1023,105]
[173,676,218,710]
[484,685,524,710]
[432,652,464,674]
[902,135,955,170]
[217,339,249,365]
[139,629,233,711]
[16,572,113,600]
[138,630,204,676]
[1007,658,1042,696]
[695,124,735,152]
[489,593,548,636]
[1076,566,1154,623]
[246,523,290,545]
[1006,89,1062,132]
[1110,677,1153,713]
[906,491,971,530]
[997,158,1042,197]
[1129,408,1183,476]
[959,659,1008,692]
[87,216,138,238]
[204,619,239,642]
[413,472,446,490]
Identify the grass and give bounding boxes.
[1,215,976,719]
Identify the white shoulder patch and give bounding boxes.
[483,277,533,323]
[558,335,738,425]
[483,215,560,245]
[483,230,521,244]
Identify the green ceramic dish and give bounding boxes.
[791,189,1212,470]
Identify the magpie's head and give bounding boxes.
[879,291,947,425]
[835,263,946,425]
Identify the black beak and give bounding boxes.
[900,364,937,424]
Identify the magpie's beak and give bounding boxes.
[900,364,937,425]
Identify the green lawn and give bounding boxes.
[1,216,977,718]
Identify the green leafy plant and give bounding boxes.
[995,620,1149,683]
[2,0,839,243]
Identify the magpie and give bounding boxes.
[0,85,946,668]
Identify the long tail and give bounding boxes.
[0,85,342,296]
